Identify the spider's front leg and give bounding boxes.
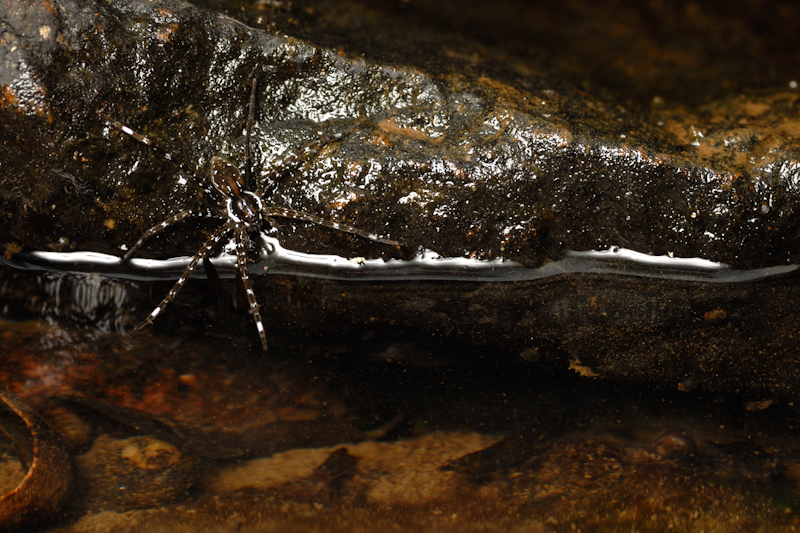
[97,111,217,264]
[121,210,196,263]
[134,220,234,332]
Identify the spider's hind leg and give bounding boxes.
[234,225,268,351]
[264,206,400,246]
[255,124,359,200]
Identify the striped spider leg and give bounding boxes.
[100,79,399,350]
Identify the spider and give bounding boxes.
[99,79,399,351]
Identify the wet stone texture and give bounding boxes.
[0,0,799,267]
[0,0,798,401]
[2,0,800,397]
[3,0,800,529]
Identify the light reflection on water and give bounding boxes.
[4,240,797,283]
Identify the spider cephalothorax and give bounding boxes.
[99,79,398,350]
[210,156,264,227]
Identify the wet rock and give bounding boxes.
[65,395,364,459]
[210,446,358,503]
[209,432,498,505]
[2,0,800,398]
[247,269,800,401]
[44,405,97,454]
[0,389,74,529]
[2,0,799,268]
[77,434,195,512]
[0,451,25,500]
[208,447,337,494]
[650,431,698,462]
[308,447,360,498]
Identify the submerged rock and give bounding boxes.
[77,435,194,512]
[2,0,800,398]
[0,389,73,529]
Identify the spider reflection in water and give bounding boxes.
[99,79,399,350]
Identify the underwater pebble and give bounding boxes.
[651,430,698,461]
[76,435,195,511]
[45,405,96,454]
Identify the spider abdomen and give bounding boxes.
[210,156,244,197]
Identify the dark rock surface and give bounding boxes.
[3,0,800,268]
[2,0,800,399]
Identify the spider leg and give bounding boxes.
[263,206,400,246]
[134,220,234,332]
[255,124,358,200]
[244,78,257,191]
[234,225,268,351]
[98,111,212,195]
[122,210,197,263]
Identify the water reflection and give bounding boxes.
[1,250,800,530]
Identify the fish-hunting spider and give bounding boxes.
[99,79,398,350]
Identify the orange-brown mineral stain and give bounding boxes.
[155,23,178,43]
[1,84,53,122]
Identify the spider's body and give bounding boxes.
[99,80,398,350]
[210,156,263,226]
